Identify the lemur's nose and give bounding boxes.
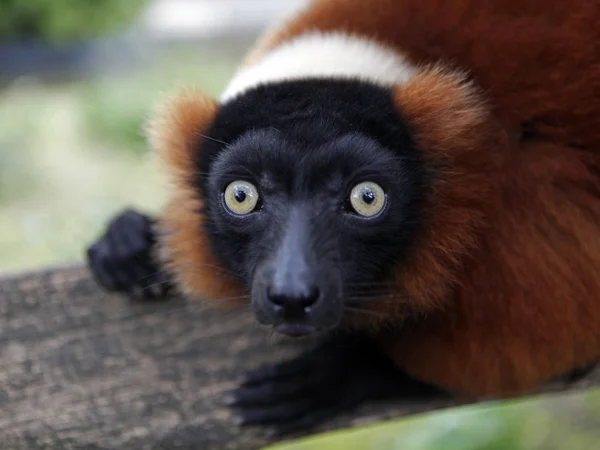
[267,284,321,316]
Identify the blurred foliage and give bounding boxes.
[79,45,236,155]
[0,44,238,272]
[268,390,600,450]
[0,0,148,44]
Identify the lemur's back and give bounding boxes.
[248,0,600,148]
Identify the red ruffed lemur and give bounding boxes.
[87,0,600,437]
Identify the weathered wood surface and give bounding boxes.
[0,263,599,450]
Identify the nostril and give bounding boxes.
[302,286,320,308]
[267,286,321,310]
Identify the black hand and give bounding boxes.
[223,333,439,438]
[86,208,174,299]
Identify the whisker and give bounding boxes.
[202,295,250,303]
[346,293,410,299]
[346,287,409,295]
[345,285,401,293]
[126,260,245,287]
[237,165,261,181]
[343,306,392,318]
[197,132,230,146]
[346,281,398,286]
[346,298,409,305]
[160,259,245,281]
[346,287,407,295]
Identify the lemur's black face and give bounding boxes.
[198,79,425,337]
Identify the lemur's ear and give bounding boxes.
[385,65,507,314]
[392,65,492,157]
[146,87,218,186]
[145,88,246,305]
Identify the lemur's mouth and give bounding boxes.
[275,322,318,337]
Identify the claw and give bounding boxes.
[222,393,238,406]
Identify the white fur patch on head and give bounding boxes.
[220,31,415,103]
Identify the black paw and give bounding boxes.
[223,335,436,438]
[86,208,173,299]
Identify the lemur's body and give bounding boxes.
[88,0,600,436]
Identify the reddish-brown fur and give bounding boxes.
[148,89,245,305]
[149,0,600,398]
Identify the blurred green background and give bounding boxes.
[1,1,600,449]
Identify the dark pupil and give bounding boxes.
[362,190,375,205]
[234,190,247,203]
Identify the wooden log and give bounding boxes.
[0,263,598,449]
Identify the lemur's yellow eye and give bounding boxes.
[349,182,386,217]
[224,181,259,215]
